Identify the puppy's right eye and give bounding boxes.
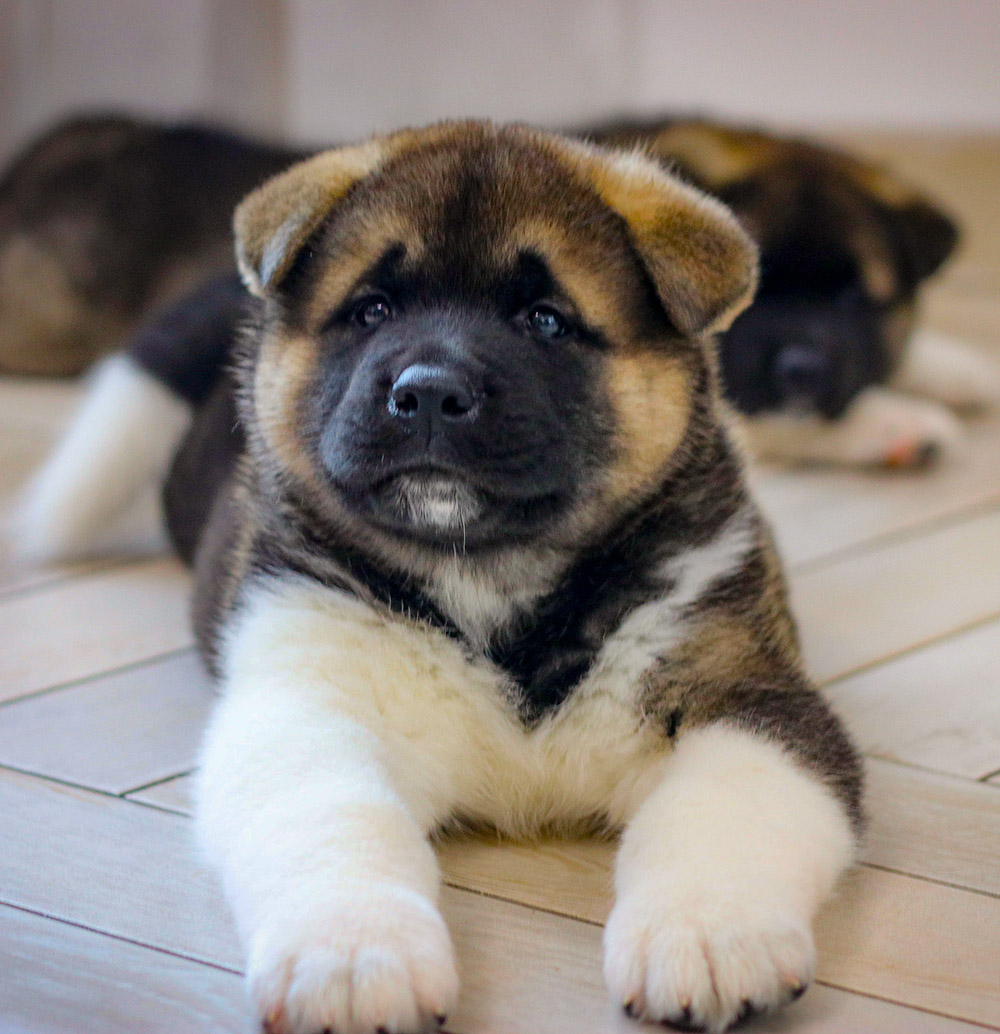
[353,296,393,328]
[525,304,570,340]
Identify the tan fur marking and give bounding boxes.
[847,159,921,207]
[305,215,425,330]
[253,331,321,484]
[506,218,647,339]
[649,124,783,186]
[234,139,388,294]
[882,301,917,368]
[602,353,692,502]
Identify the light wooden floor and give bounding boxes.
[2,133,1000,1034]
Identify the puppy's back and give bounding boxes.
[0,113,301,375]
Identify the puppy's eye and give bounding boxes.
[353,296,393,328]
[526,305,569,339]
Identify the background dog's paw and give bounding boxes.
[745,386,962,468]
[604,895,814,1033]
[248,884,458,1034]
[842,388,963,468]
[894,329,1000,413]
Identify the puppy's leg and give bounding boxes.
[604,690,860,1033]
[198,584,459,1034]
[892,328,1000,411]
[743,386,961,467]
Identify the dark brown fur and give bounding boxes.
[0,113,303,374]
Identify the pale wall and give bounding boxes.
[3,0,999,160]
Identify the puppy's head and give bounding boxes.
[713,147,959,419]
[233,122,756,553]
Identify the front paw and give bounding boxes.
[248,884,458,1034]
[604,893,813,1033]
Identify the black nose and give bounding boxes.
[388,364,477,432]
[773,345,833,402]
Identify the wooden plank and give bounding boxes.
[444,887,993,1034]
[817,868,1000,1026]
[0,557,193,703]
[0,550,114,603]
[0,904,245,1034]
[790,507,1000,684]
[826,616,1000,779]
[441,841,1000,1027]
[127,772,196,812]
[864,759,1000,896]
[750,415,1000,571]
[0,768,241,969]
[0,770,987,1034]
[924,288,1000,356]
[0,650,210,794]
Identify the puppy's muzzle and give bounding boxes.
[774,345,834,407]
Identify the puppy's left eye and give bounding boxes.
[526,304,570,340]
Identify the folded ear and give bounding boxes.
[570,144,759,336]
[233,140,386,296]
[887,199,960,288]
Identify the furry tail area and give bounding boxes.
[11,273,247,563]
[12,354,192,562]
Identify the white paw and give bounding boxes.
[838,387,962,467]
[248,884,458,1034]
[604,893,813,1033]
[894,329,1000,412]
[745,386,962,468]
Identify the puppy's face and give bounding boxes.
[714,154,958,419]
[718,241,898,419]
[234,124,757,552]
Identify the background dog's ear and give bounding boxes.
[234,141,385,296]
[886,199,960,288]
[575,146,759,336]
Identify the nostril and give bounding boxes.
[441,393,471,417]
[392,389,420,416]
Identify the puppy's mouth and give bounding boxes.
[384,471,482,532]
[333,461,570,548]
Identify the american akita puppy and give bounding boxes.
[18,122,862,1033]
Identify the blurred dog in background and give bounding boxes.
[1,112,997,467]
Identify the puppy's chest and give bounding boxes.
[358,602,675,829]
[426,512,758,725]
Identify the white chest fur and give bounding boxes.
[219,509,756,838]
[220,576,672,835]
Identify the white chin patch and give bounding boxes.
[395,476,481,530]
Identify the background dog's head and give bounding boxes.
[587,120,959,420]
[233,122,757,554]
[717,144,959,418]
